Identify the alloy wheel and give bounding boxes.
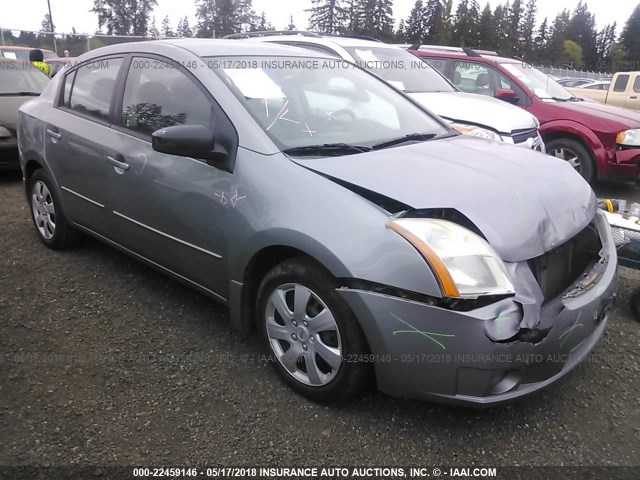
[552,147,581,172]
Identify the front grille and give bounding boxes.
[511,128,539,144]
[527,223,602,303]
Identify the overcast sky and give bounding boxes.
[2,0,638,36]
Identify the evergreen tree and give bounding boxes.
[177,17,193,37]
[424,0,449,44]
[396,19,407,41]
[253,12,275,31]
[621,4,640,65]
[507,0,523,55]
[547,9,570,64]
[566,1,597,69]
[478,3,496,49]
[92,0,158,36]
[286,14,297,31]
[404,0,428,43]
[493,4,511,52]
[534,17,548,61]
[520,0,537,58]
[352,0,394,39]
[596,23,617,64]
[346,0,364,33]
[149,16,159,37]
[307,0,348,35]
[196,0,257,37]
[451,1,481,47]
[161,15,174,37]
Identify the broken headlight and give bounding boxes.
[387,218,515,298]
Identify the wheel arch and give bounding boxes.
[540,121,608,178]
[231,242,348,334]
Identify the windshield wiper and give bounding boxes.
[372,133,438,150]
[283,143,372,157]
[0,91,41,97]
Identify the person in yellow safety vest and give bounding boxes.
[29,49,51,76]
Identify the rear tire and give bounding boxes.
[546,138,595,184]
[256,258,371,403]
[28,169,81,249]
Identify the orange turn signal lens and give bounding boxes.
[387,220,460,298]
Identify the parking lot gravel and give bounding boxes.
[0,172,638,468]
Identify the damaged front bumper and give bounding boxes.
[338,211,617,406]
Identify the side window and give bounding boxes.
[121,58,212,135]
[634,77,640,94]
[61,70,76,108]
[613,75,629,92]
[424,58,449,77]
[68,58,122,121]
[453,61,492,96]
[493,68,529,106]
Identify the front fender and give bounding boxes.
[540,119,608,174]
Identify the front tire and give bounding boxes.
[256,258,371,403]
[546,138,595,184]
[28,169,81,249]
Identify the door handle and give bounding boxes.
[630,96,638,100]
[46,128,61,140]
[107,155,130,171]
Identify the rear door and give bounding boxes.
[106,56,236,299]
[44,57,123,235]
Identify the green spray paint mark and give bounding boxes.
[495,312,513,334]
[390,312,455,351]
[559,311,584,347]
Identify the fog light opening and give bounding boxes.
[489,369,521,395]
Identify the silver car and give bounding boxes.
[18,40,617,406]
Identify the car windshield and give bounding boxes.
[0,61,49,95]
[342,47,455,94]
[210,56,450,151]
[501,62,573,101]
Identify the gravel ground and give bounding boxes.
[0,172,638,468]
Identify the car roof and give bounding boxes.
[44,57,75,62]
[75,38,335,60]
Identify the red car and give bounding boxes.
[409,46,640,183]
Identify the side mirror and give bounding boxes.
[152,124,229,168]
[494,88,519,104]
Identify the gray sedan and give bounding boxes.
[18,39,617,406]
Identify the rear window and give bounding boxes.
[613,75,629,92]
[67,58,122,121]
[0,61,49,95]
[634,76,640,94]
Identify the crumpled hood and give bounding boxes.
[0,96,34,131]
[408,91,539,134]
[295,135,596,262]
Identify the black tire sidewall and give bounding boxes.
[256,258,371,403]
[547,138,595,184]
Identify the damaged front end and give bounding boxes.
[336,210,617,406]
[485,210,616,343]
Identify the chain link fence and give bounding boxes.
[0,28,183,58]
[536,66,611,80]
